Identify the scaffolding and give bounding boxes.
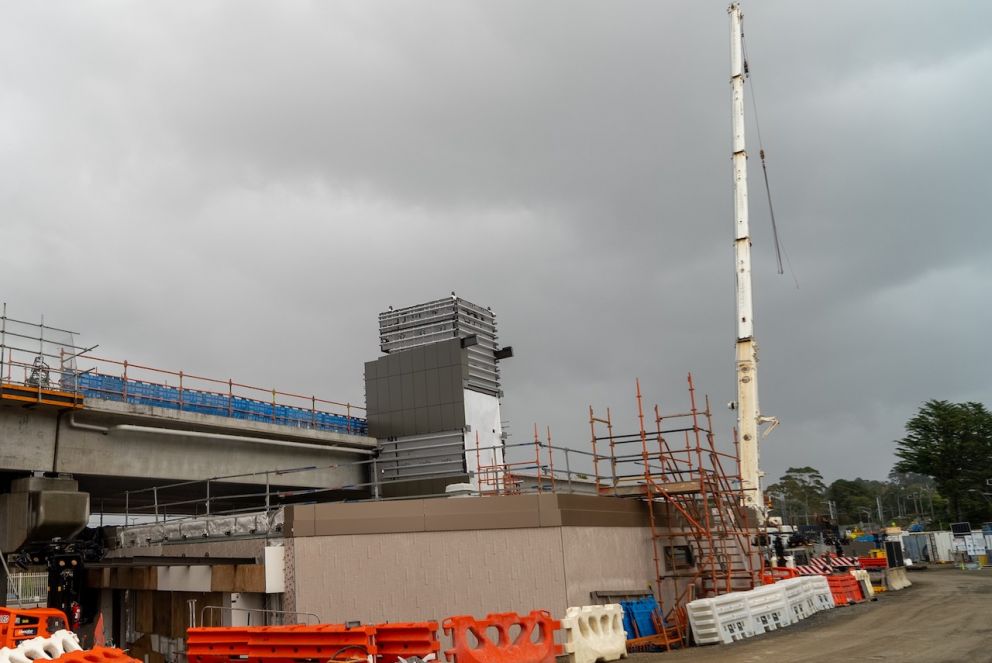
[474,426,563,496]
[589,374,761,646]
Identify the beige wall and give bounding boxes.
[291,527,568,624]
[560,526,657,608]
[287,495,671,624]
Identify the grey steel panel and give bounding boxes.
[403,409,417,432]
[399,350,414,375]
[428,406,443,431]
[437,366,453,403]
[388,375,402,408]
[423,344,439,370]
[413,373,428,408]
[377,430,467,480]
[376,379,390,413]
[425,369,440,404]
[411,349,426,372]
[401,373,415,409]
[366,380,379,411]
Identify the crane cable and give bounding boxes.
[742,29,800,289]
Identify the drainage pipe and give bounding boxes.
[67,414,375,455]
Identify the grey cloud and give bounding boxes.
[1,0,990,487]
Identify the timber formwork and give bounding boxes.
[589,374,761,647]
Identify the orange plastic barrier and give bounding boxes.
[375,622,440,663]
[443,611,562,663]
[51,647,142,663]
[760,567,799,585]
[187,621,438,663]
[247,624,376,662]
[0,607,70,649]
[858,556,887,569]
[827,574,864,606]
[187,627,254,663]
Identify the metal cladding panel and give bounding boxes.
[377,430,467,480]
[365,339,466,438]
[378,297,502,392]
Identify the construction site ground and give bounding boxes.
[636,566,992,663]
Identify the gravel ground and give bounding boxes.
[632,566,992,663]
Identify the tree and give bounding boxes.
[767,466,826,525]
[826,478,881,526]
[894,400,992,523]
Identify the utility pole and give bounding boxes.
[729,2,776,513]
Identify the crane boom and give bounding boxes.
[729,2,775,513]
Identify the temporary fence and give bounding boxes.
[5,573,48,607]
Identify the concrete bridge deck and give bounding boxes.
[0,396,377,509]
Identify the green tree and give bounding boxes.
[767,466,826,525]
[826,478,880,525]
[888,471,944,526]
[894,400,992,523]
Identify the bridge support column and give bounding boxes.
[0,549,8,607]
[0,476,89,553]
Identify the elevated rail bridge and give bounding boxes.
[0,312,376,514]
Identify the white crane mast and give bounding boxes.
[729,2,774,513]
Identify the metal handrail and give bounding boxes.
[199,606,320,627]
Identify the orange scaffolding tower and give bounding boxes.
[589,374,761,644]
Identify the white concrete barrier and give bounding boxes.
[779,578,812,622]
[746,584,791,634]
[802,575,835,612]
[688,575,839,646]
[685,598,721,645]
[850,569,875,599]
[798,577,821,615]
[561,604,627,663]
[710,593,754,643]
[885,567,911,590]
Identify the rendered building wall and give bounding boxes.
[284,494,666,624]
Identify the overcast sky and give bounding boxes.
[2,1,989,486]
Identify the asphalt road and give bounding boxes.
[634,567,992,663]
